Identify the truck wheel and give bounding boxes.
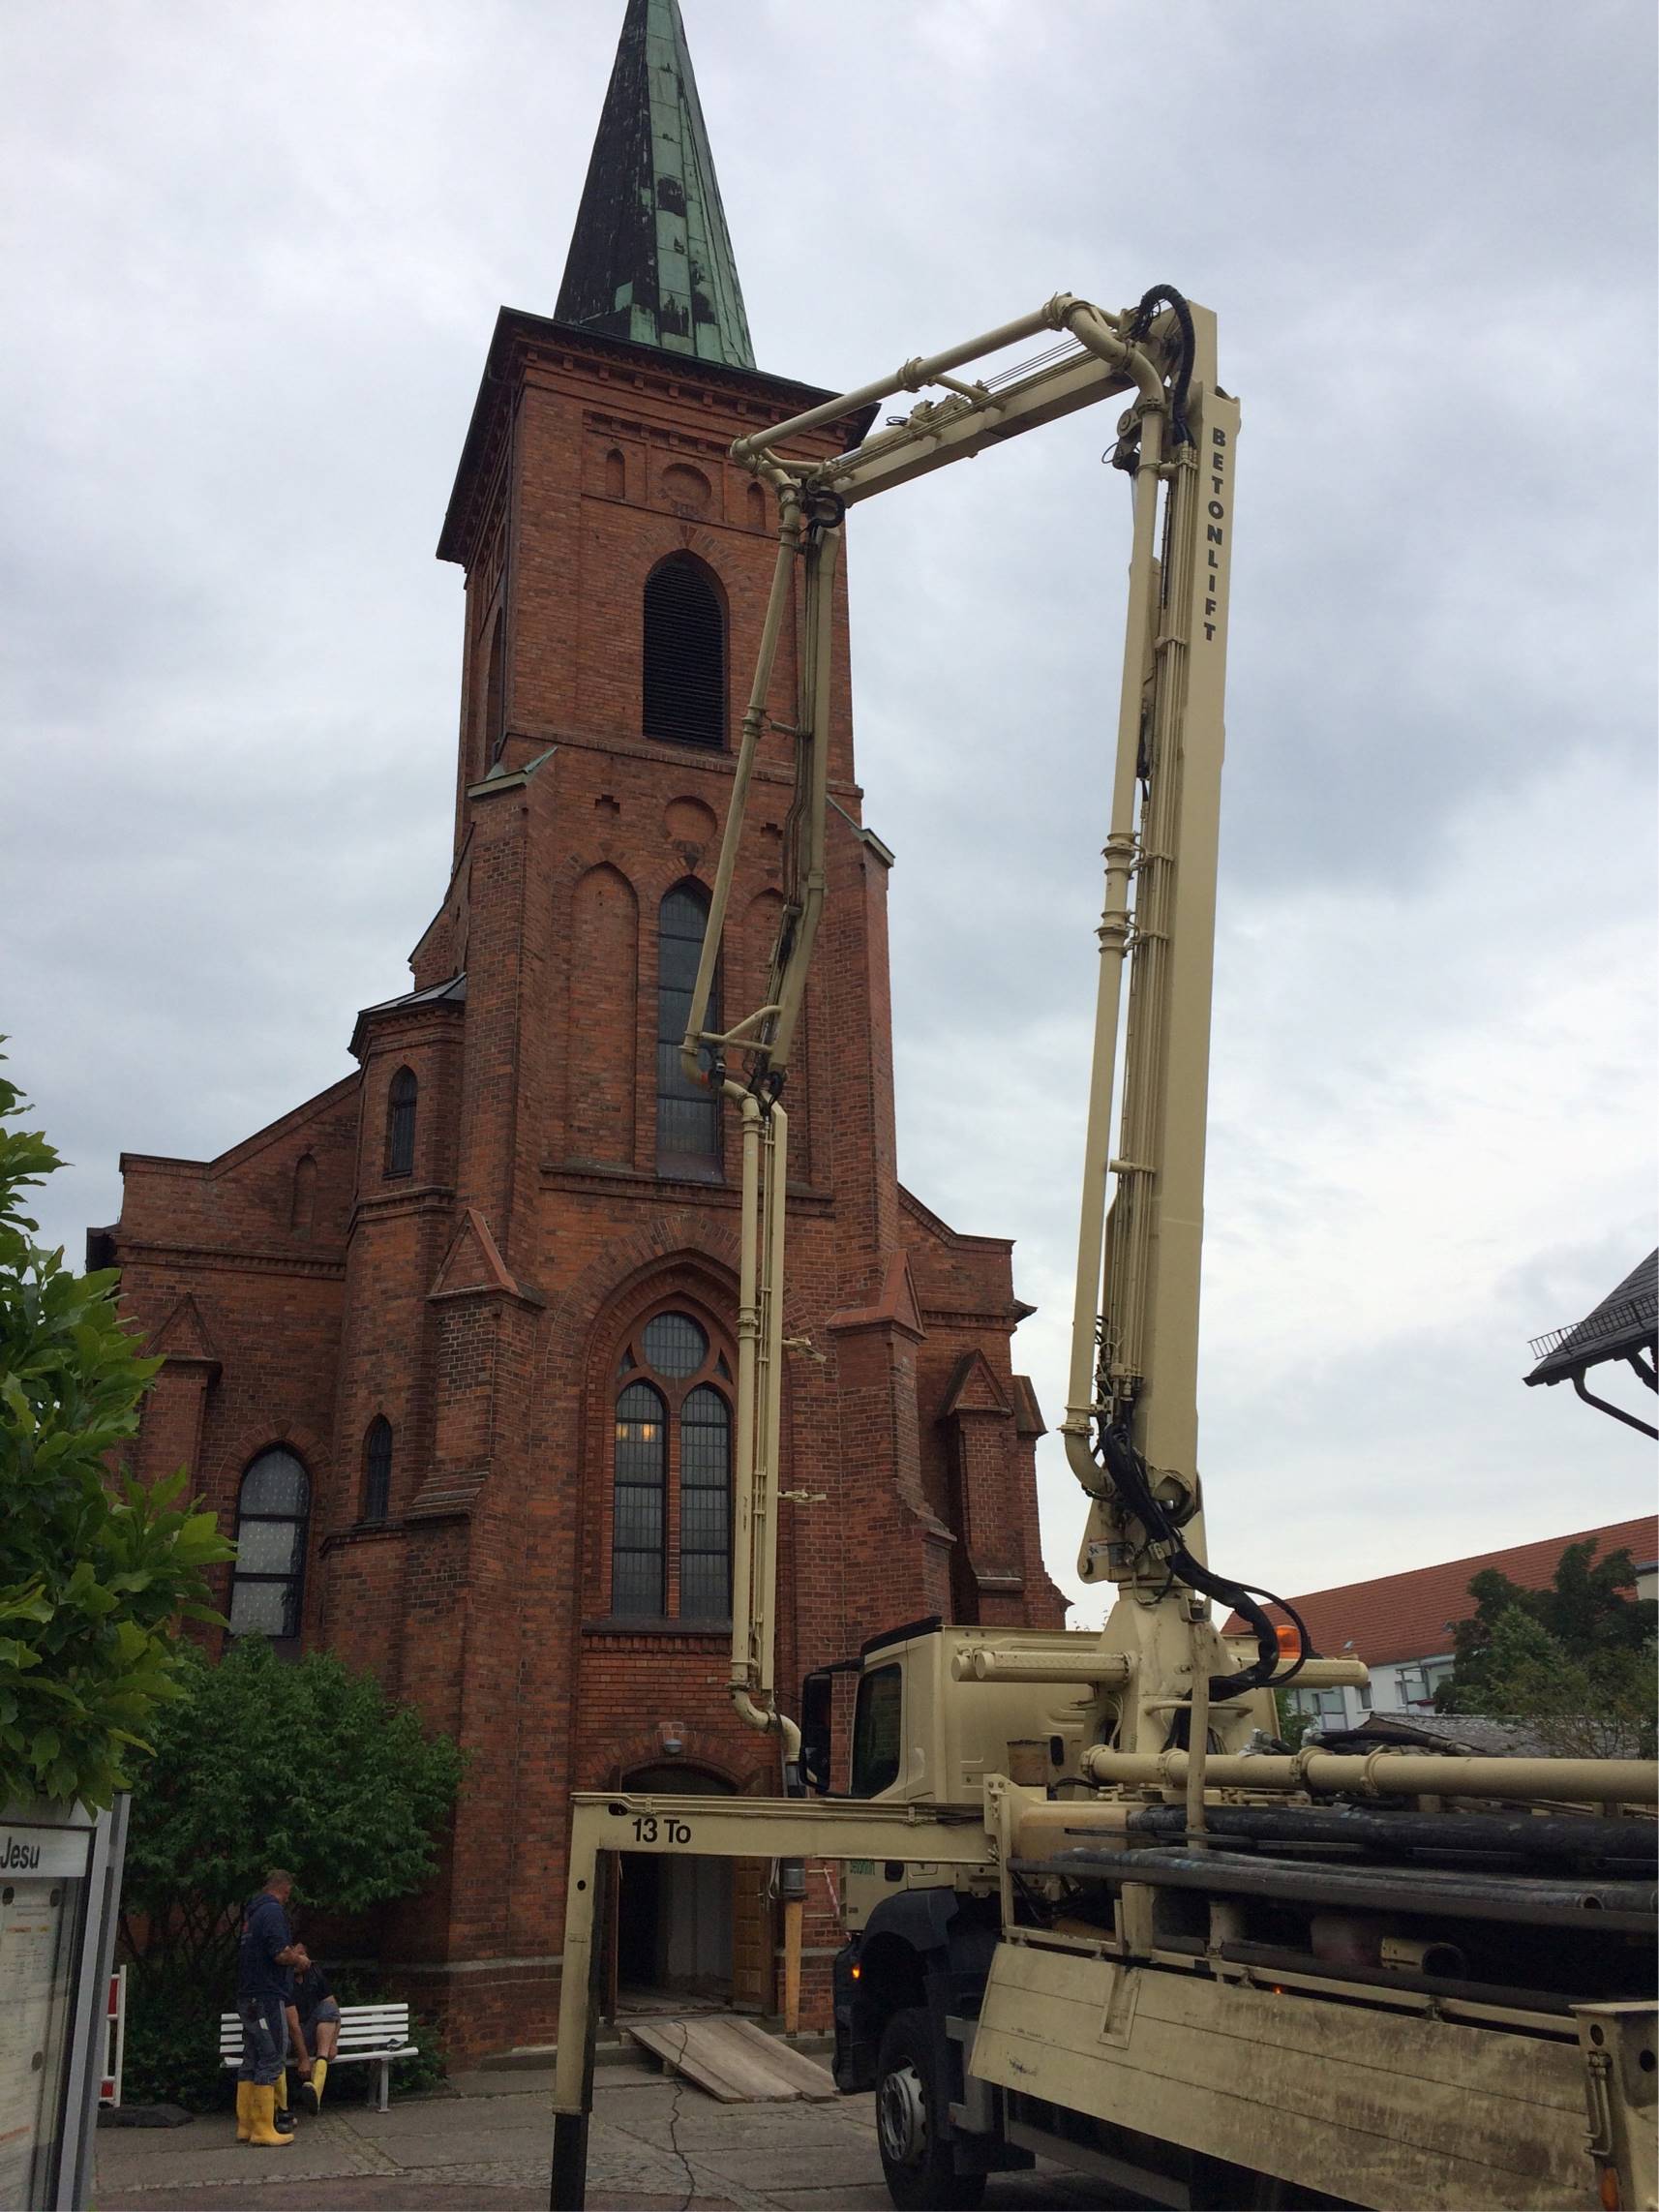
[874,2007,985,2211]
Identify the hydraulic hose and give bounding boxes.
[1099,1422,1312,1698]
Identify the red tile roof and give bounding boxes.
[1222,1516,1657,1668]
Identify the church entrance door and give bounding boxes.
[614,1766,751,2008]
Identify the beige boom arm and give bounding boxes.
[679,294,1215,1761]
[1065,307,1241,1595]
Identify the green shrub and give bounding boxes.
[122,1638,464,2009]
[0,1056,233,1808]
[117,1637,463,2106]
[327,1965,449,2097]
[122,1976,234,2112]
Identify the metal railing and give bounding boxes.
[1528,1291,1658,1365]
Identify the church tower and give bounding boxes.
[106,0,1062,2055]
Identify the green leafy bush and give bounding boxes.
[328,1966,450,2098]
[0,1056,233,1807]
[121,1978,235,2112]
[119,1637,464,2105]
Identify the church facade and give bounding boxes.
[101,0,1064,2055]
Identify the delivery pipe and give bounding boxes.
[1108,1801,1659,1867]
[1012,1845,1658,1934]
[1080,1746,1659,1804]
[730,300,1071,465]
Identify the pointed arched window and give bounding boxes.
[228,1448,311,1642]
[483,608,506,766]
[656,886,719,1175]
[363,1416,393,1524]
[611,1310,732,1621]
[385,1067,417,1179]
[643,553,725,747]
[679,1384,732,1620]
[613,1380,667,1615]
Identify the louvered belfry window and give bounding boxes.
[610,1310,732,1621]
[656,886,720,1174]
[643,554,725,747]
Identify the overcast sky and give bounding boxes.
[4,1,1653,1623]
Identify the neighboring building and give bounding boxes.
[96,0,1063,2055]
[1224,1516,1658,1732]
[1525,1249,1657,1441]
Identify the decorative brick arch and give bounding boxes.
[532,1224,807,1631]
[204,1415,333,1522]
[539,1220,738,1380]
[594,1727,768,1796]
[576,1248,740,1621]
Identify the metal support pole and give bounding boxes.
[550,1838,609,2211]
[1185,1663,1211,1849]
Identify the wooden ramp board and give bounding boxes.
[624,2015,837,2103]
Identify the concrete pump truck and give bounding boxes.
[550,290,1658,2212]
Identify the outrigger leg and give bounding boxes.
[550,1824,609,2211]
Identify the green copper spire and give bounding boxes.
[556,0,755,369]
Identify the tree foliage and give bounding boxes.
[122,1637,464,2000]
[1437,1540,1657,1758]
[0,1057,233,1808]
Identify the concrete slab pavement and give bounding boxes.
[96,2059,1138,2211]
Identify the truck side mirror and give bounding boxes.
[799,1669,834,1794]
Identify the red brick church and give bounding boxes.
[100,0,1063,2055]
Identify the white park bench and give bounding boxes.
[219,2001,419,2112]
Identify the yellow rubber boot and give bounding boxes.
[246,2084,292,2147]
[235,2081,253,2141]
[274,2069,294,2134]
[302,2057,328,2113]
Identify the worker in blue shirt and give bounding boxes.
[235,1869,307,2147]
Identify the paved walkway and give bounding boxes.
[97,2059,1133,2210]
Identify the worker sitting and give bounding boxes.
[287,1960,342,2114]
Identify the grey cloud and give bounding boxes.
[3,0,1651,1616]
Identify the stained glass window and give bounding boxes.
[643,1311,708,1378]
[611,1311,732,1622]
[613,1380,667,1615]
[679,1385,731,1620]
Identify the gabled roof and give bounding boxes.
[556,0,753,369]
[1525,1248,1658,1385]
[1221,1515,1657,1668]
[348,973,467,1059]
[937,1348,1010,1421]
